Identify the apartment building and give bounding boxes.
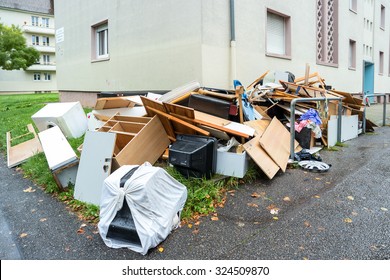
[53,0,390,106]
[0,0,57,93]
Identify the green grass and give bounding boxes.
[0,93,263,224]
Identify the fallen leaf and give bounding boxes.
[347,196,354,201]
[80,223,87,228]
[270,208,279,215]
[211,216,219,221]
[247,203,259,208]
[77,228,85,234]
[272,216,279,220]
[351,212,358,216]
[315,177,321,181]
[228,190,236,193]
[65,246,70,252]
[39,218,47,222]
[86,235,93,240]
[23,187,35,193]
[251,192,265,198]
[158,246,164,253]
[314,195,320,199]
[344,218,353,223]
[31,209,36,213]
[188,224,193,229]
[194,221,200,226]
[92,230,99,234]
[325,182,331,184]
[304,221,311,228]
[205,194,210,199]
[266,204,277,211]
[303,257,309,260]
[318,227,325,231]
[20,233,28,238]
[283,196,291,202]
[229,193,235,197]
[192,229,199,234]
[380,207,388,212]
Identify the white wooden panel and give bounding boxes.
[328,115,359,147]
[74,131,116,206]
[38,126,78,170]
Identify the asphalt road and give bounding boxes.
[0,127,389,260]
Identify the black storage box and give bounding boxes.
[169,134,217,179]
[188,94,231,119]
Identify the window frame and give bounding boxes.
[265,9,292,60]
[91,20,109,61]
[32,35,39,46]
[349,39,356,70]
[42,17,49,28]
[42,36,50,46]
[33,73,41,81]
[31,16,39,26]
[380,5,385,30]
[349,0,357,13]
[379,51,384,75]
[42,54,50,65]
[44,73,51,81]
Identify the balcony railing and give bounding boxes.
[31,45,56,53]
[22,25,55,35]
[26,63,56,72]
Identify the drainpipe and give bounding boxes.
[230,0,237,87]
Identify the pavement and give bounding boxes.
[0,106,389,260]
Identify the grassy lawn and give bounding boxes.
[0,93,260,223]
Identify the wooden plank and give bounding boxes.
[246,70,270,91]
[282,81,345,99]
[6,124,43,168]
[140,96,176,139]
[94,97,135,109]
[197,89,236,101]
[164,102,195,119]
[259,117,296,172]
[114,115,171,166]
[243,135,280,179]
[244,119,271,137]
[74,131,117,206]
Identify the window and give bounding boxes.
[42,18,49,28]
[381,5,385,30]
[44,73,51,81]
[349,40,356,70]
[31,16,39,26]
[43,54,50,65]
[42,36,50,46]
[32,35,39,45]
[316,0,339,66]
[92,21,109,60]
[33,73,41,81]
[350,0,357,12]
[379,51,384,75]
[266,10,291,58]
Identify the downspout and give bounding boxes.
[230,0,237,87]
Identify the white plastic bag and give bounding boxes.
[98,162,187,255]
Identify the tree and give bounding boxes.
[0,23,40,71]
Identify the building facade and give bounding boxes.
[0,0,57,93]
[54,0,390,106]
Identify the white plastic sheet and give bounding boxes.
[98,162,187,255]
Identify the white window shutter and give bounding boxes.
[267,12,285,55]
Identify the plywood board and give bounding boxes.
[259,117,296,172]
[6,124,43,168]
[243,135,280,179]
[114,115,171,167]
[94,97,135,110]
[74,131,116,206]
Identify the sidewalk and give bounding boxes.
[1,122,389,260]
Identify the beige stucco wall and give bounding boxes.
[54,0,389,96]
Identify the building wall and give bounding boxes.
[0,7,57,93]
[54,0,390,98]
[55,0,203,92]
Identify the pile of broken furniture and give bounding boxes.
[5,69,374,254]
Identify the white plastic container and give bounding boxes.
[31,102,87,138]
